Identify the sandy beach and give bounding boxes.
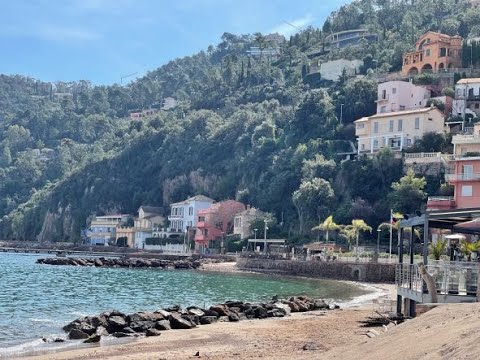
[15,262,399,360]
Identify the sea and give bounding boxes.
[0,252,370,358]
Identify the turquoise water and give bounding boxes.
[0,253,367,353]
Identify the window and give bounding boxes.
[461,185,473,197]
[380,106,386,113]
[188,206,193,216]
[389,120,394,132]
[392,88,397,94]
[463,165,473,180]
[406,138,412,146]
[414,117,420,129]
[374,122,379,133]
[398,119,403,131]
[426,49,431,56]
[357,123,364,129]
[399,105,406,110]
[381,89,387,99]
[373,139,379,148]
[476,103,480,109]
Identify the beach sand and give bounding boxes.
[18,262,399,360]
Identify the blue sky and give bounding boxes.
[0,0,350,85]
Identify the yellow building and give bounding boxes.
[115,226,136,247]
[354,107,445,155]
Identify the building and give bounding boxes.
[452,78,480,119]
[168,195,215,232]
[233,206,266,240]
[115,225,136,247]
[86,214,129,246]
[355,107,446,155]
[376,81,431,113]
[194,200,245,254]
[133,206,165,249]
[129,109,158,120]
[402,32,462,76]
[325,29,378,49]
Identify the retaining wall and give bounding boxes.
[237,258,396,283]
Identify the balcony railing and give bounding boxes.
[445,173,480,181]
[375,95,389,102]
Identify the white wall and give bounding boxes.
[319,59,363,81]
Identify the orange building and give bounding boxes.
[402,32,462,76]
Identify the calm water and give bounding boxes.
[0,253,367,354]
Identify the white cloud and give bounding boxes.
[269,14,315,36]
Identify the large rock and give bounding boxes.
[254,307,268,319]
[79,323,96,335]
[267,308,286,317]
[90,315,108,328]
[313,300,328,310]
[210,305,230,317]
[228,313,240,322]
[164,305,181,312]
[187,308,205,317]
[155,309,171,318]
[129,320,155,332]
[283,300,300,312]
[146,328,162,337]
[68,329,89,340]
[182,314,200,326]
[63,319,82,332]
[199,316,218,325]
[108,315,127,329]
[273,303,291,316]
[128,312,163,323]
[169,313,196,329]
[96,326,109,336]
[155,320,171,331]
[203,309,219,317]
[83,334,101,343]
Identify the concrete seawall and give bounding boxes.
[237,258,396,283]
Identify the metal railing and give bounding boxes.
[445,173,480,181]
[396,262,479,296]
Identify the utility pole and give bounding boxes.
[263,219,268,254]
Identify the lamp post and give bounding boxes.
[264,219,268,254]
[377,228,381,260]
[253,228,258,253]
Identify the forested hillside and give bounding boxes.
[0,0,479,242]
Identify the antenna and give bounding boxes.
[120,72,139,85]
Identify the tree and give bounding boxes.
[389,170,426,214]
[312,215,340,242]
[292,178,335,235]
[342,219,372,258]
[429,239,447,261]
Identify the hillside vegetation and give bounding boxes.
[0,0,478,242]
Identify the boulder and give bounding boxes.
[228,313,240,322]
[218,316,230,322]
[254,307,268,319]
[295,301,309,312]
[68,329,89,340]
[113,332,132,338]
[83,334,101,343]
[244,308,256,319]
[187,308,205,317]
[164,305,181,312]
[79,323,96,336]
[129,320,155,332]
[210,305,230,317]
[169,313,196,329]
[90,315,108,328]
[203,309,219,317]
[267,309,286,317]
[273,303,291,316]
[128,312,163,323]
[225,301,244,308]
[313,300,328,310]
[199,316,218,325]
[182,314,200,325]
[63,319,81,332]
[155,320,171,331]
[146,328,162,337]
[283,300,300,312]
[96,326,109,336]
[155,309,171,318]
[94,259,103,267]
[108,315,127,329]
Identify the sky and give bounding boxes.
[0,0,350,85]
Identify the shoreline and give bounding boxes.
[7,262,397,359]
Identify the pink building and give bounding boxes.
[194,200,245,254]
[376,81,430,114]
[445,157,480,209]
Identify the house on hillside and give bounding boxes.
[452,78,480,119]
[427,122,480,211]
[86,214,129,246]
[376,81,431,113]
[325,29,378,49]
[133,206,165,248]
[402,31,462,76]
[354,107,445,155]
[194,200,246,254]
[168,195,215,233]
[308,58,363,81]
[233,206,266,240]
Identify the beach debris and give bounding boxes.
[194,351,200,357]
[62,296,341,341]
[302,342,322,351]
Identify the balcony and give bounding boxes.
[445,173,480,182]
[375,95,389,103]
[427,196,456,210]
[452,134,480,145]
[194,234,207,242]
[196,221,206,228]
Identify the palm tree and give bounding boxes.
[312,215,340,243]
[460,239,478,262]
[429,239,447,261]
[343,219,372,260]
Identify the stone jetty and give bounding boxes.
[36,257,202,269]
[63,296,339,342]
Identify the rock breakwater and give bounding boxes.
[63,296,339,343]
[36,257,202,269]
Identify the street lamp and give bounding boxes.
[254,228,258,240]
[264,219,268,254]
[377,228,382,258]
